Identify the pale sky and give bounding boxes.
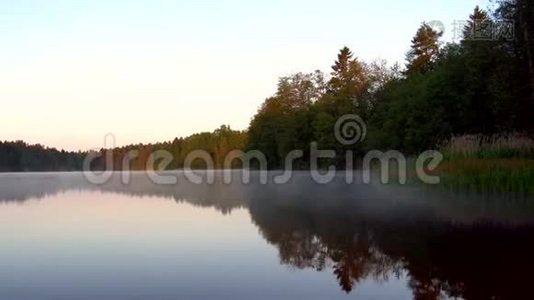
[0,0,489,151]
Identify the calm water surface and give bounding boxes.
[1,172,533,299]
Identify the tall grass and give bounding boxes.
[438,133,534,195]
[442,133,534,159]
[438,158,534,195]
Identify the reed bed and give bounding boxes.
[442,133,534,159]
[438,133,534,195]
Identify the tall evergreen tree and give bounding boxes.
[462,6,492,41]
[494,0,534,130]
[328,46,370,111]
[405,23,443,75]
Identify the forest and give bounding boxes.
[246,1,533,167]
[1,1,533,185]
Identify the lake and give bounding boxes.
[0,171,533,299]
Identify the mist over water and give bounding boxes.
[1,172,533,299]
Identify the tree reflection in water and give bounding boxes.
[248,189,534,299]
[1,171,534,299]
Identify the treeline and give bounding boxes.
[246,1,534,167]
[2,1,532,172]
[90,125,247,170]
[1,126,246,171]
[0,141,85,171]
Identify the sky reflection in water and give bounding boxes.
[0,172,533,299]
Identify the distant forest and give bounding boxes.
[1,0,532,171]
[0,125,246,171]
[0,141,85,171]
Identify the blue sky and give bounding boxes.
[0,0,490,150]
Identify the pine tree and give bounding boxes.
[462,6,492,41]
[405,23,442,75]
[329,47,369,113]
